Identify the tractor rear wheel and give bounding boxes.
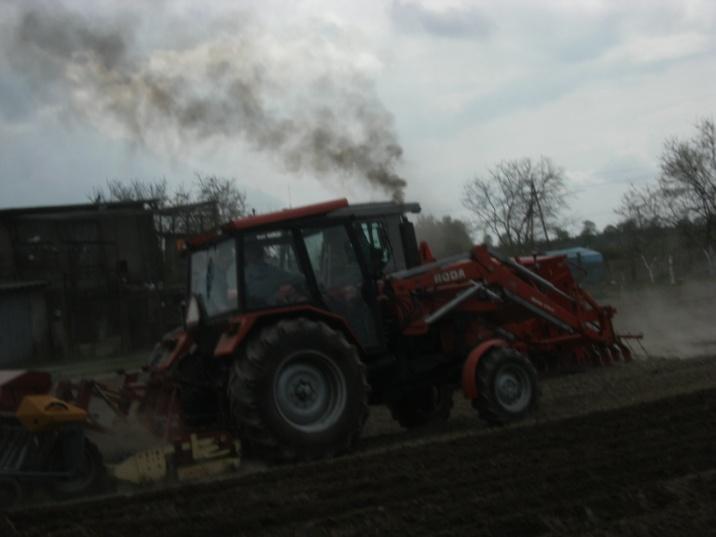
[0,478,21,509]
[473,347,538,425]
[228,318,369,461]
[389,384,454,429]
[49,439,104,499]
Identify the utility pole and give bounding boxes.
[532,179,550,244]
[524,182,534,249]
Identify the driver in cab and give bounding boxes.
[244,240,306,308]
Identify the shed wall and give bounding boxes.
[0,292,33,365]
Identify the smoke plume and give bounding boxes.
[10,5,407,201]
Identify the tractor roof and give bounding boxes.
[223,198,349,232]
[186,198,421,248]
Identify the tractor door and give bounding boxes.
[301,225,381,350]
[356,220,397,274]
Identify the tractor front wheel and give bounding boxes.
[389,384,454,429]
[473,347,538,425]
[228,318,369,461]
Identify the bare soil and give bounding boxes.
[4,355,716,537]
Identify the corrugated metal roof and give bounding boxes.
[0,280,47,293]
[547,246,603,259]
[0,199,158,219]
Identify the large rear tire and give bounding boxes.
[389,384,454,429]
[0,479,21,510]
[228,318,369,461]
[473,347,538,425]
[49,439,105,499]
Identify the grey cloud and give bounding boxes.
[539,4,716,64]
[552,25,621,63]
[459,74,579,128]
[391,1,493,39]
[0,74,33,122]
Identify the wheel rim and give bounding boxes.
[273,351,347,433]
[494,364,532,413]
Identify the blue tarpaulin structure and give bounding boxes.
[546,246,605,284]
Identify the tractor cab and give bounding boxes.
[185,199,421,352]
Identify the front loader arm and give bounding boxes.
[386,245,618,348]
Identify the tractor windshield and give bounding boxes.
[189,239,238,317]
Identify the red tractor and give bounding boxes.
[142,198,633,461]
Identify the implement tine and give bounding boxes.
[617,341,632,362]
[0,428,30,471]
[636,338,649,358]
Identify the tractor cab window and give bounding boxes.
[302,226,378,348]
[243,230,309,309]
[190,239,238,317]
[357,221,395,275]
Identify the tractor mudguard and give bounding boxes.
[152,330,193,371]
[461,339,507,400]
[213,306,362,358]
[214,316,256,358]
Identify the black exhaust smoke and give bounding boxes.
[9,5,407,201]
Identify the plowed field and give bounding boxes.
[4,356,716,537]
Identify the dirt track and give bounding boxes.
[4,356,716,537]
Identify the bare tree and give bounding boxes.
[194,174,247,222]
[659,118,716,244]
[90,175,247,222]
[615,118,716,246]
[462,157,568,248]
[171,183,193,207]
[90,178,169,206]
[615,183,668,228]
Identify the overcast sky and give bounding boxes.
[1,0,715,232]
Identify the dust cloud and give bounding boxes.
[610,280,716,358]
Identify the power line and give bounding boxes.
[570,173,656,193]
[579,166,657,178]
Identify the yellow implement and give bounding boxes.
[109,433,241,484]
[111,446,174,484]
[15,395,87,432]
